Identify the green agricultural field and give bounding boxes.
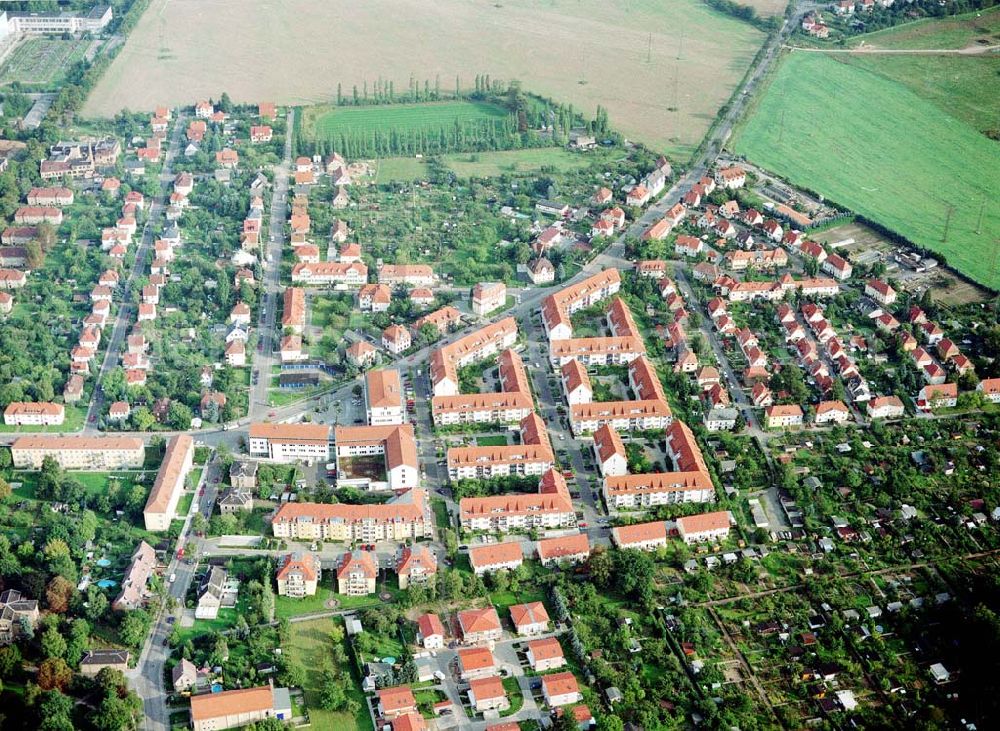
[733,51,1000,290]
[0,38,90,88]
[304,101,510,142]
[837,54,1000,137]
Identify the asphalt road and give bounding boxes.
[86,112,189,431]
[130,458,220,731]
[248,109,296,420]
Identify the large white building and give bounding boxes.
[1,6,112,37]
[248,423,331,462]
[333,424,419,490]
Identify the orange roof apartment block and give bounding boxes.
[143,434,194,531]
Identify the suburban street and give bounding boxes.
[249,109,296,420]
[130,458,222,731]
[85,111,189,431]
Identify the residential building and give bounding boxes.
[815,400,850,424]
[432,348,531,425]
[430,318,518,397]
[917,383,958,411]
[977,377,1000,403]
[80,649,130,678]
[765,404,804,429]
[396,545,437,589]
[448,413,554,481]
[271,489,430,543]
[347,340,378,368]
[4,401,64,426]
[333,424,418,490]
[865,278,897,306]
[172,658,198,692]
[358,283,392,312]
[414,305,461,335]
[528,257,555,284]
[542,672,582,708]
[365,369,405,425]
[0,590,39,645]
[510,601,550,636]
[377,687,418,720]
[541,269,621,341]
[196,566,233,620]
[527,637,566,672]
[291,261,367,287]
[382,324,411,354]
[275,552,321,598]
[189,686,291,731]
[677,511,733,544]
[281,287,306,333]
[611,521,667,551]
[143,434,194,531]
[459,467,573,532]
[112,541,156,611]
[377,263,436,288]
[11,436,145,470]
[561,360,593,405]
[469,676,508,713]
[458,646,496,681]
[417,613,446,649]
[457,607,503,644]
[536,533,590,566]
[472,282,507,316]
[229,461,258,490]
[867,395,905,420]
[593,410,639,471]
[468,542,524,575]
[336,550,378,595]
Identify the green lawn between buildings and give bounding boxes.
[286,617,373,731]
[733,51,1000,290]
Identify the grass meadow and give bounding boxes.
[304,101,509,141]
[733,51,1000,290]
[286,617,373,731]
[374,146,602,181]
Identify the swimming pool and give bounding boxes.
[96,558,112,567]
[96,579,117,588]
